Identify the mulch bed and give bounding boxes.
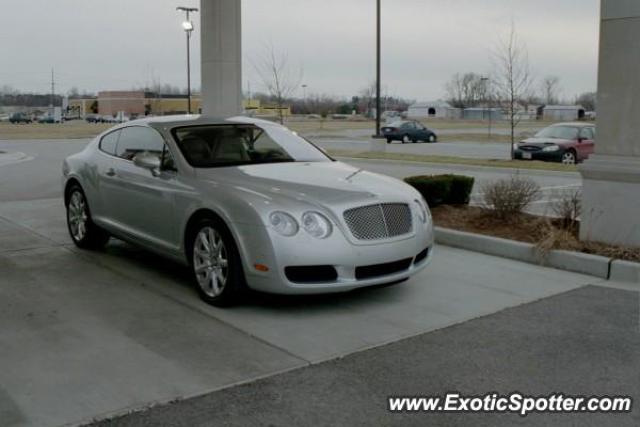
[432,205,640,263]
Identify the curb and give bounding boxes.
[434,227,639,284]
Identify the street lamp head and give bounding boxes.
[182,21,194,31]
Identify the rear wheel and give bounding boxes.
[66,184,109,249]
[561,150,576,165]
[189,217,245,306]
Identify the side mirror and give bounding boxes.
[133,152,161,175]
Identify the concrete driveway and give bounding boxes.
[0,197,601,426]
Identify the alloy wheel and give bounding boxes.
[562,152,576,165]
[193,226,229,298]
[67,191,88,242]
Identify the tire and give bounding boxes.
[66,184,110,249]
[428,134,437,143]
[402,134,410,144]
[188,217,245,307]
[561,150,577,165]
[386,139,392,144]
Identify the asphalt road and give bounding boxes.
[0,139,581,215]
[92,285,640,427]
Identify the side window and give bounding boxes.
[116,126,165,161]
[580,127,594,140]
[99,130,120,155]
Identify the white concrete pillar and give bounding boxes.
[200,0,242,117]
[579,1,640,246]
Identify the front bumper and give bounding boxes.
[514,148,564,162]
[233,221,434,295]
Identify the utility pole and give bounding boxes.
[374,0,382,137]
[50,68,55,108]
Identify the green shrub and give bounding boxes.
[404,174,475,207]
[444,174,475,205]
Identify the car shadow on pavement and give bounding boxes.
[96,239,412,310]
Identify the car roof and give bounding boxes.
[117,114,285,131]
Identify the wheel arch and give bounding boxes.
[64,177,82,205]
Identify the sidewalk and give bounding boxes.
[0,198,601,426]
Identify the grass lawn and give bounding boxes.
[328,149,579,173]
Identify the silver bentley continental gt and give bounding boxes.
[62,115,434,306]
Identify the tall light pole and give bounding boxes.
[302,84,308,114]
[481,77,492,139]
[374,0,382,137]
[177,6,198,114]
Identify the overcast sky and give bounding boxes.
[0,0,599,101]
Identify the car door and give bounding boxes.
[107,125,180,250]
[401,122,416,139]
[414,123,429,141]
[578,127,596,161]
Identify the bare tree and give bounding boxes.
[492,22,533,158]
[576,91,597,112]
[540,76,561,105]
[445,72,489,108]
[254,44,302,124]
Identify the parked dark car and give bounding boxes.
[382,120,437,144]
[38,115,59,124]
[9,112,32,124]
[514,123,595,165]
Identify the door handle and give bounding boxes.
[105,168,116,177]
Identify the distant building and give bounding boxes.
[243,99,291,117]
[69,91,204,118]
[462,107,504,121]
[543,105,586,121]
[407,101,459,119]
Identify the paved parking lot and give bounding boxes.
[93,285,640,427]
[0,197,600,426]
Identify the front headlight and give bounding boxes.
[414,199,429,224]
[269,211,299,236]
[302,211,333,239]
[513,143,520,151]
[542,145,560,152]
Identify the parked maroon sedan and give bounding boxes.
[514,123,595,165]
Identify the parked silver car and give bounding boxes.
[63,116,434,305]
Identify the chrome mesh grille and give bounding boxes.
[343,203,412,240]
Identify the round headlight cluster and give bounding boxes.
[269,211,299,236]
[269,211,333,239]
[302,212,333,239]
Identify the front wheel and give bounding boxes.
[561,150,576,165]
[402,134,410,144]
[427,134,437,143]
[66,184,109,249]
[189,218,245,306]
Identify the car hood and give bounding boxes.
[196,161,418,209]
[520,137,573,146]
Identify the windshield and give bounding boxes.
[172,124,332,168]
[535,126,579,140]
